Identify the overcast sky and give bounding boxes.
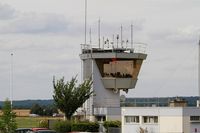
[0,0,199,100]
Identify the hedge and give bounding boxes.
[53,120,71,133]
[71,122,99,132]
[103,120,121,131]
[53,121,99,133]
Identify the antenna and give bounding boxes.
[116,34,119,48]
[98,19,101,48]
[103,37,105,49]
[112,34,115,48]
[121,25,123,48]
[84,0,87,45]
[126,39,129,50]
[107,38,109,48]
[199,37,200,107]
[131,24,133,49]
[89,28,92,44]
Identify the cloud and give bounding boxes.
[0,13,72,34]
[0,4,83,35]
[147,25,200,46]
[0,3,16,20]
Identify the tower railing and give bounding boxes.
[80,42,147,54]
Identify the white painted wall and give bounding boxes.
[122,107,200,133]
[82,58,121,120]
[190,123,200,133]
[159,116,183,133]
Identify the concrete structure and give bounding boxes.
[122,107,200,133]
[169,97,188,107]
[80,44,147,121]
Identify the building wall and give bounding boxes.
[183,116,190,133]
[190,123,200,133]
[159,116,183,133]
[122,107,200,133]
[121,107,159,133]
[93,60,120,108]
[82,58,120,120]
[183,107,200,133]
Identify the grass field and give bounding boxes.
[16,117,62,128]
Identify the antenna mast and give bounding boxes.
[131,24,133,49]
[89,28,92,44]
[199,37,200,106]
[84,0,87,45]
[121,25,123,48]
[98,19,101,48]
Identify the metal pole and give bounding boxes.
[131,24,133,50]
[98,19,101,48]
[10,53,13,109]
[198,38,200,106]
[121,25,123,48]
[84,0,87,45]
[90,28,92,44]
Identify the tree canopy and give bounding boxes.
[0,99,17,133]
[53,76,93,120]
[30,103,58,116]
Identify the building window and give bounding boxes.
[190,116,200,121]
[125,116,139,124]
[143,116,158,124]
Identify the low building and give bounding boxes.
[121,107,200,133]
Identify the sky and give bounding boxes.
[0,0,199,100]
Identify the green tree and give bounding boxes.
[53,76,93,120]
[0,99,17,133]
[30,104,58,116]
[30,103,43,115]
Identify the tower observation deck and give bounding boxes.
[80,43,147,121]
[80,44,147,93]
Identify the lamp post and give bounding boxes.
[10,53,13,109]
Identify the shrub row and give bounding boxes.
[53,121,99,133]
[103,120,121,131]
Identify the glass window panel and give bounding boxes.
[103,60,134,78]
[125,116,139,123]
[143,116,158,124]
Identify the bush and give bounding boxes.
[53,120,71,133]
[53,121,99,133]
[39,119,48,128]
[71,122,99,132]
[103,120,121,131]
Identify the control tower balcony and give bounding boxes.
[80,44,147,93]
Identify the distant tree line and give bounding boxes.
[0,100,54,109]
[30,104,58,116]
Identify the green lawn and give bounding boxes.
[16,117,42,128]
[16,117,60,128]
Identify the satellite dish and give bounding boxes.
[113,88,119,94]
[123,89,128,93]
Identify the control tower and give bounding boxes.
[80,42,147,121]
